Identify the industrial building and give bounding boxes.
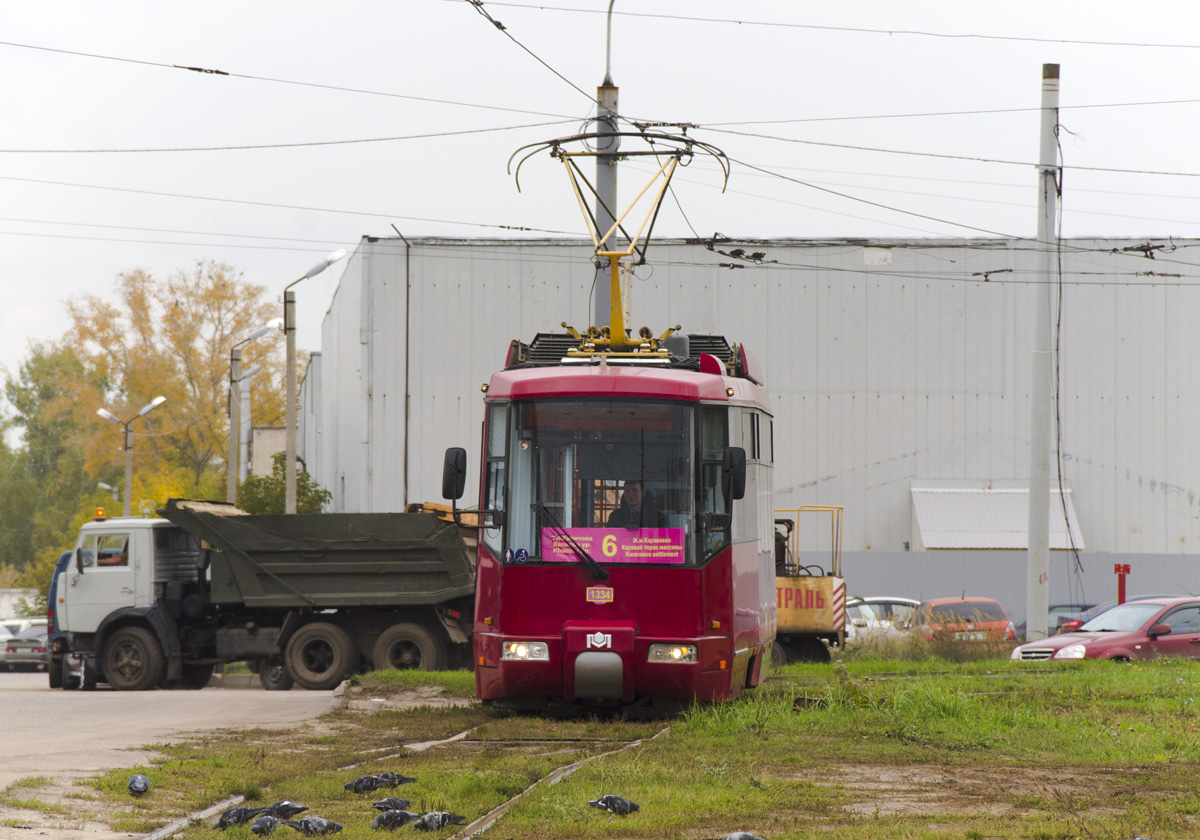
[299,235,1200,621]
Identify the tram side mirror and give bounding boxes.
[442,447,467,500]
[722,446,747,502]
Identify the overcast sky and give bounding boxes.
[3,1,1199,406]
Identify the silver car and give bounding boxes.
[4,625,49,672]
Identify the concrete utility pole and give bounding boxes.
[591,0,619,329]
[1025,63,1060,642]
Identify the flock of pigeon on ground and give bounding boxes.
[128,771,764,838]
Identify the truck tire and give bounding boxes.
[259,656,294,691]
[179,663,215,690]
[102,627,165,691]
[285,623,359,691]
[372,623,447,672]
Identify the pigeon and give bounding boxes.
[215,806,266,829]
[372,797,412,812]
[127,774,149,795]
[587,795,638,816]
[250,814,281,836]
[282,817,343,836]
[370,810,421,831]
[345,775,382,794]
[412,812,467,831]
[264,801,309,819]
[723,833,764,840]
[374,771,417,788]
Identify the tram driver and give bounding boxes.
[607,479,664,529]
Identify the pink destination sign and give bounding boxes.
[541,528,686,565]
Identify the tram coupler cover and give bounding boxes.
[563,622,635,702]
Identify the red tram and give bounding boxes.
[444,334,777,710]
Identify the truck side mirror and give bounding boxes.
[75,547,84,574]
[722,446,746,502]
[442,447,467,501]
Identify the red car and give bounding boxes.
[1012,596,1200,662]
[909,597,1017,642]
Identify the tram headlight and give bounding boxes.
[647,644,698,664]
[501,641,549,661]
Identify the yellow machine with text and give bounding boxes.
[773,505,846,663]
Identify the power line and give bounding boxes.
[462,0,594,103]
[0,173,580,235]
[699,126,1200,178]
[701,97,1200,128]
[478,2,1200,51]
[0,40,582,121]
[0,120,575,154]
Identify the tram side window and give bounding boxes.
[482,404,508,553]
[698,407,729,560]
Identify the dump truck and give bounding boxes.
[772,505,846,663]
[48,499,476,691]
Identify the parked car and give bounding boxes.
[845,596,919,644]
[1055,594,1177,635]
[908,597,1018,642]
[0,618,47,671]
[1012,596,1200,662]
[1015,602,1096,639]
[4,624,49,672]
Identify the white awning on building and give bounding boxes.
[911,483,1085,551]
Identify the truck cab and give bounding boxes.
[54,510,206,691]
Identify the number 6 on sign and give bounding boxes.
[602,535,618,557]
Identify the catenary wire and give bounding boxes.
[474,2,1200,51]
[0,40,584,122]
[0,120,577,154]
[0,173,581,235]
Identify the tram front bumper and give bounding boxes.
[474,626,738,703]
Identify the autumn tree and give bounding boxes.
[238,451,331,514]
[65,260,286,492]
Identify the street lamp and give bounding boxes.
[285,249,349,513]
[227,326,274,504]
[96,395,167,517]
[97,482,118,503]
[239,363,262,484]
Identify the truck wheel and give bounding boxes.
[286,623,359,691]
[179,663,215,690]
[102,627,165,691]
[373,623,447,672]
[259,656,294,691]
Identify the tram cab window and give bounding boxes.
[698,407,730,560]
[481,404,508,554]
[504,398,699,564]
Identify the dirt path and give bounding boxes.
[0,672,337,839]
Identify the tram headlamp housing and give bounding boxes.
[647,644,698,663]
[502,641,549,661]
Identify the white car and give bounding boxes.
[845,597,919,644]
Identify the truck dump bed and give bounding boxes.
[160,499,476,609]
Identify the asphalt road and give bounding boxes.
[0,671,337,791]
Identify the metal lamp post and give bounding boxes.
[284,249,349,513]
[96,395,167,517]
[227,326,274,504]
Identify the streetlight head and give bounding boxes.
[242,364,262,380]
[247,325,273,342]
[303,248,350,280]
[96,407,121,425]
[138,395,167,417]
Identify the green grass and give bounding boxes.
[47,659,1200,839]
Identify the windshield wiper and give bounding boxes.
[532,501,610,581]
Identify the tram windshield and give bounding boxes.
[485,398,730,567]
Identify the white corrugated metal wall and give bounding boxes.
[301,235,1200,605]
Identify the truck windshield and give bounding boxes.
[502,398,700,566]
